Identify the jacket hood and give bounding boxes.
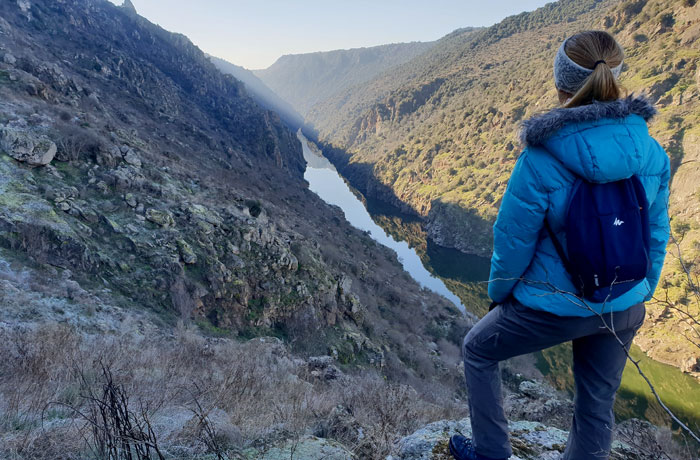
[519,95,657,183]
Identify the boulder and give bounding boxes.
[505,380,573,430]
[17,0,31,12]
[124,193,137,208]
[1,127,56,166]
[680,356,699,373]
[3,53,17,65]
[307,355,341,380]
[96,145,122,167]
[122,148,142,167]
[145,208,175,228]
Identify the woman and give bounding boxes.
[449,31,670,460]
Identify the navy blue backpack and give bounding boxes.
[545,176,651,303]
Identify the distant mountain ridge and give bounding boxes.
[254,41,439,116]
[208,54,305,130]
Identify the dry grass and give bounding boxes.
[0,324,464,459]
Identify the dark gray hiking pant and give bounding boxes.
[462,297,645,459]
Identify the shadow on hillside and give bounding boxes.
[310,139,420,217]
[426,199,495,259]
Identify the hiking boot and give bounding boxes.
[448,435,508,460]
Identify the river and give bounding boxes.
[299,132,700,438]
[302,134,485,312]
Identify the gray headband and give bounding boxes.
[553,38,623,94]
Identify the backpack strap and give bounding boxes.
[544,218,583,294]
[544,219,570,269]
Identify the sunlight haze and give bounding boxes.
[109,0,552,69]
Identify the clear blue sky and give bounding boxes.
[110,0,552,70]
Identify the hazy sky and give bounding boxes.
[109,0,552,70]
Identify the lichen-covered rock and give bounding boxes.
[395,418,472,460]
[145,208,175,227]
[176,238,197,264]
[1,127,57,166]
[100,215,123,234]
[505,380,573,430]
[184,203,223,226]
[124,192,137,208]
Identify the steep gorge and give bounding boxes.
[0,2,480,455]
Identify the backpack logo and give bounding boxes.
[613,218,624,226]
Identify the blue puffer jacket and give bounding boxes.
[488,96,670,317]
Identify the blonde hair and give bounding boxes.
[562,31,625,108]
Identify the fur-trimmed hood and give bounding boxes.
[519,95,656,146]
[519,95,660,183]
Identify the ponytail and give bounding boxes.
[560,31,625,108]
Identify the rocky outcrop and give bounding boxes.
[1,125,56,166]
[504,380,573,430]
[394,418,566,460]
[121,0,137,15]
[393,417,657,460]
[348,78,446,146]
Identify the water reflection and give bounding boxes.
[301,133,488,312]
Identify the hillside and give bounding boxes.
[208,54,305,130]
[254,41,439,116]
[302,0,700,373]
[0,0,483,457]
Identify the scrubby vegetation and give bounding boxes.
[0,323,465,459]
